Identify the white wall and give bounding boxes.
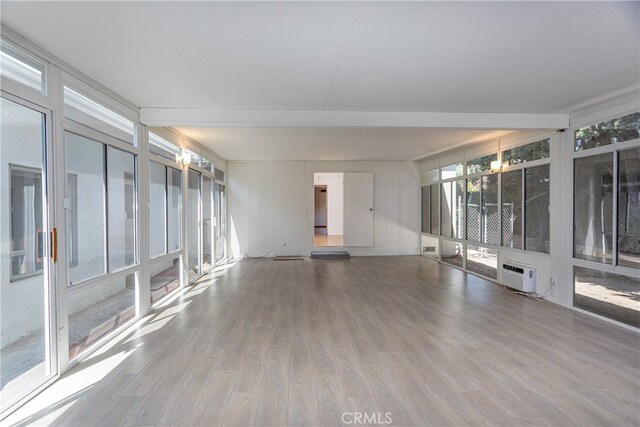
[228,161,420,257]
[314,172,343,235]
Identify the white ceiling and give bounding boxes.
[1,1,638,160]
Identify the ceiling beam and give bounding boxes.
[140,108,570,129]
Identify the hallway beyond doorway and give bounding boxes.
[314,226,344,247]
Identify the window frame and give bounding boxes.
[0,37,49,105]
[63,121,140,293]
[570,135,639,275]
[149,158,184,260]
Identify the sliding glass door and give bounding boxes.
[1,96,57,412]
[202,176,213,271]
[214,183,226,262]
[187,170,201,281]
[572,112,639,327]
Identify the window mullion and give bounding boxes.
[612,150,618,266]
[521,169,525,252]
[164,165,169,255]
[103,143,109,274]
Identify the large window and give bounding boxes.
[168,168,182,252]
[65,133,107,285]
[66,133,138,284]
[618,148,640,268]
[149,161,182,258]
[439,179,464,239]
[573,112,639,328]
[465,175,499,245]
[215,183,227,260]
[422,139,552,284]
[188,170,201,279]
[574,153,614,263]
[501,170,523,249]
[203,176,213,270]
[148,132,184,304]
[525,165,550,253]
[466,177,481,242]
[440,183,452,237]
[421,186,430,234]
[107,147,136,271]
[149,161,167,258]
[430,184,440,235]
[482,174,499,246]
[453,179,464,239]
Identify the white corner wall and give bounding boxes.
[228,160,421,257]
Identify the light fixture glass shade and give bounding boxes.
[181,151,192,167]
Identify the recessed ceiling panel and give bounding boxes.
[142,1,355,110]
[1,1,218,108]
[324,2,575,112]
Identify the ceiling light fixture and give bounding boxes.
[176,150,192,167]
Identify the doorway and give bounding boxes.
[313,173,344,247]
[1,96,57,414]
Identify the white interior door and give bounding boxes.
[343,172,374,247]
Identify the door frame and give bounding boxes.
[0,91,59,418]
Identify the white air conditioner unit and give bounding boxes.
[501,262,537,293]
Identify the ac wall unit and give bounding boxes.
[501,262,537,293]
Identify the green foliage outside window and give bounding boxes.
[466,153,497,175]
[575,112,639,151]
[502,139,550,165]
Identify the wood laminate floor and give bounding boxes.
[4,256,639,426]
[314,227,344,247]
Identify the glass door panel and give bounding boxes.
[1,97,55,412]
[65,132,107,284]
[187,170,200,280]
[215,183,226,262]
[202,176,213,271]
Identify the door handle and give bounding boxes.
[51,228,57,263]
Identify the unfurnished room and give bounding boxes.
[0,1,639,426]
